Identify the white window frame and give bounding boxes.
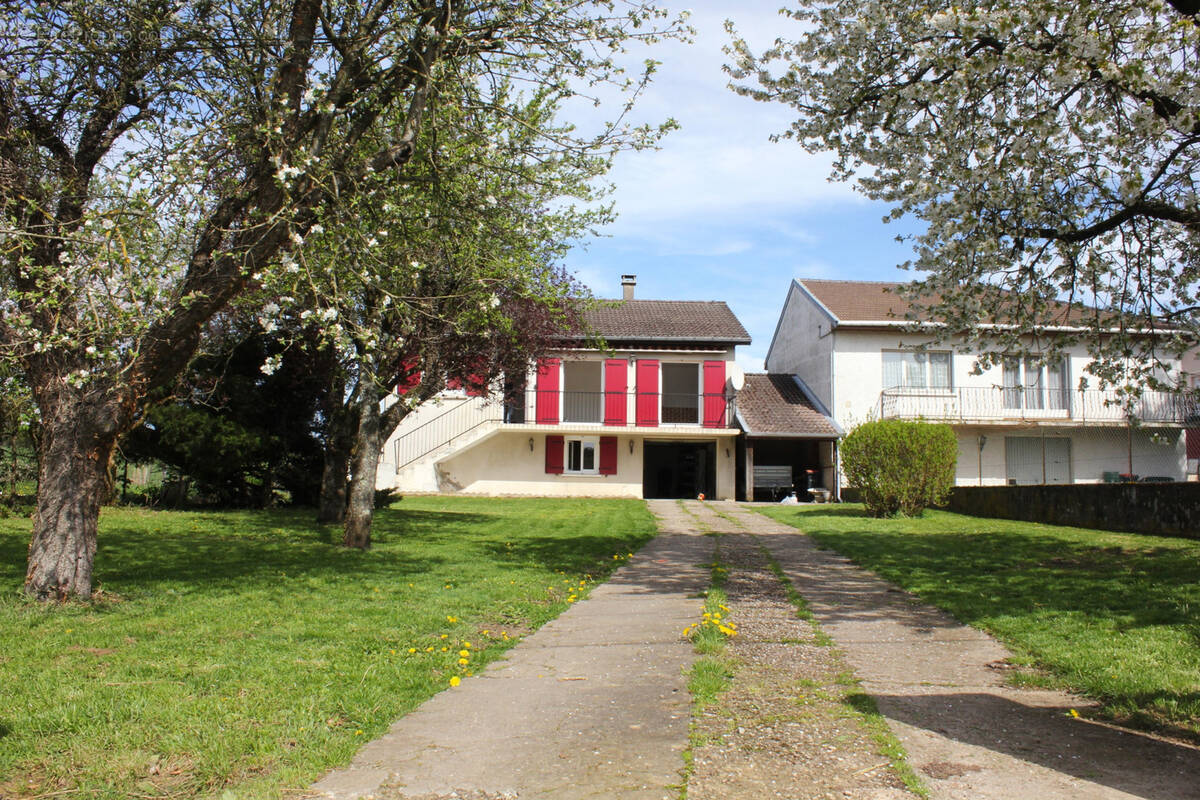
[1002,355,1070,410]
[565,436,599,475]
[561,360,603,424]
[882,350,952,391]
[660,361,701,425]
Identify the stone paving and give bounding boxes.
[312,499,1200,800]
[706,501,1200,800]
[310,502,712,800]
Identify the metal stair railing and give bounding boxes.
[393,399,504,471]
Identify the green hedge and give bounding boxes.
[841,419,957,517]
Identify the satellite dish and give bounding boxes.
[727,363,745,392]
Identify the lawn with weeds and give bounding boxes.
[0,496,656,799]
[756,504,1200,741]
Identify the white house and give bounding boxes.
[765,279,1193,487]
[378,276,752,499]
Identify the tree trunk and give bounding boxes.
[343,387,381,549]
[24,400,117,601]
[317,403,356,524]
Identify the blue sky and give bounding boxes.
[566,1,921,372]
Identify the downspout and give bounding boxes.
[833,439,842,502]
[830,330,841,500]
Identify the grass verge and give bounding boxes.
[676,535,737,799]
[0,496,656,799]
[755,504,1200,741]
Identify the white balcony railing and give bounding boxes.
[879,386,1196,425]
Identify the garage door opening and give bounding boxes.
[643,442,716,499]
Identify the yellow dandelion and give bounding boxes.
[1068,709,1080,719]
[355,730,364,736]
[441,646,449,652]
[449,676,461,687]
[447,615,457,623]
[440,634,448,639]
[425,646,434,652]
[408,648,416,654]
[463,641,472,648]
[458,657,469,665]
[459,649,470,657]
[389,649,396,654]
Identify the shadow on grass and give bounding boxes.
[0,506,497,596]
[795,528,1200,634]
[0,502,653,599]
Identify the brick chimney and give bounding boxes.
[621,274,636,301]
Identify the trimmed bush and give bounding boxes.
[841,419,957,517]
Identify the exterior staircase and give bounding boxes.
[382,398,505,491]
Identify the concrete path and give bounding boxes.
[311,503,713,799]
[692,501,1200,800]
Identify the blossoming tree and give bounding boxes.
[728,1,1199,385]
[0,0,685,600]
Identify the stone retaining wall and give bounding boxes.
[942,483,1200,539]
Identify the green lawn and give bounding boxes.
[0,496,656,799]
[755,505,1200,741]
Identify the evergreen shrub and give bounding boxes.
[841,419,957,517]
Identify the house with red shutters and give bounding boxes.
[378,275,760,499]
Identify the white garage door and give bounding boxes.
[1005,436,1072,485]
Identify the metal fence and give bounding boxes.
[391,389,736,471]
[880,386,1196,425]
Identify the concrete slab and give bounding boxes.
[699,501,1200,800]
[310,513,714,800]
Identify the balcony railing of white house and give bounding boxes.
[393,389,735,471]
[879,386,1196,424]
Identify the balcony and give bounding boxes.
[879,386,1197,425]
[516,389,733,428]
[392,388,736,473]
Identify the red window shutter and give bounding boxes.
[396,356,422,395]
[604,359,627,426]
[545,435,564,474]
[536,358,560,424]
[465,373,488,397]
[703,360,726,428]
[599,436,618,475]
[636,359,659,427]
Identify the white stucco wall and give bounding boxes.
[764,281,834,408]
[384,429,738,499]
[951,425,1185,485]
[829,330,1182,428]
[813,330,1188,487]
[377,346,741,498]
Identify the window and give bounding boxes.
[882,350,951,390]
[565,437,598,474]
[563,361,602,423]
[1002,356,1069,410]
[661,362,699,423]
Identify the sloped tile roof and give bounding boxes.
[799,279,1099,327]
[578,300,751,344]
[737,374,839,437]
[799,280,928,323]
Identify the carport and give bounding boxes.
[733,374,842,501]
